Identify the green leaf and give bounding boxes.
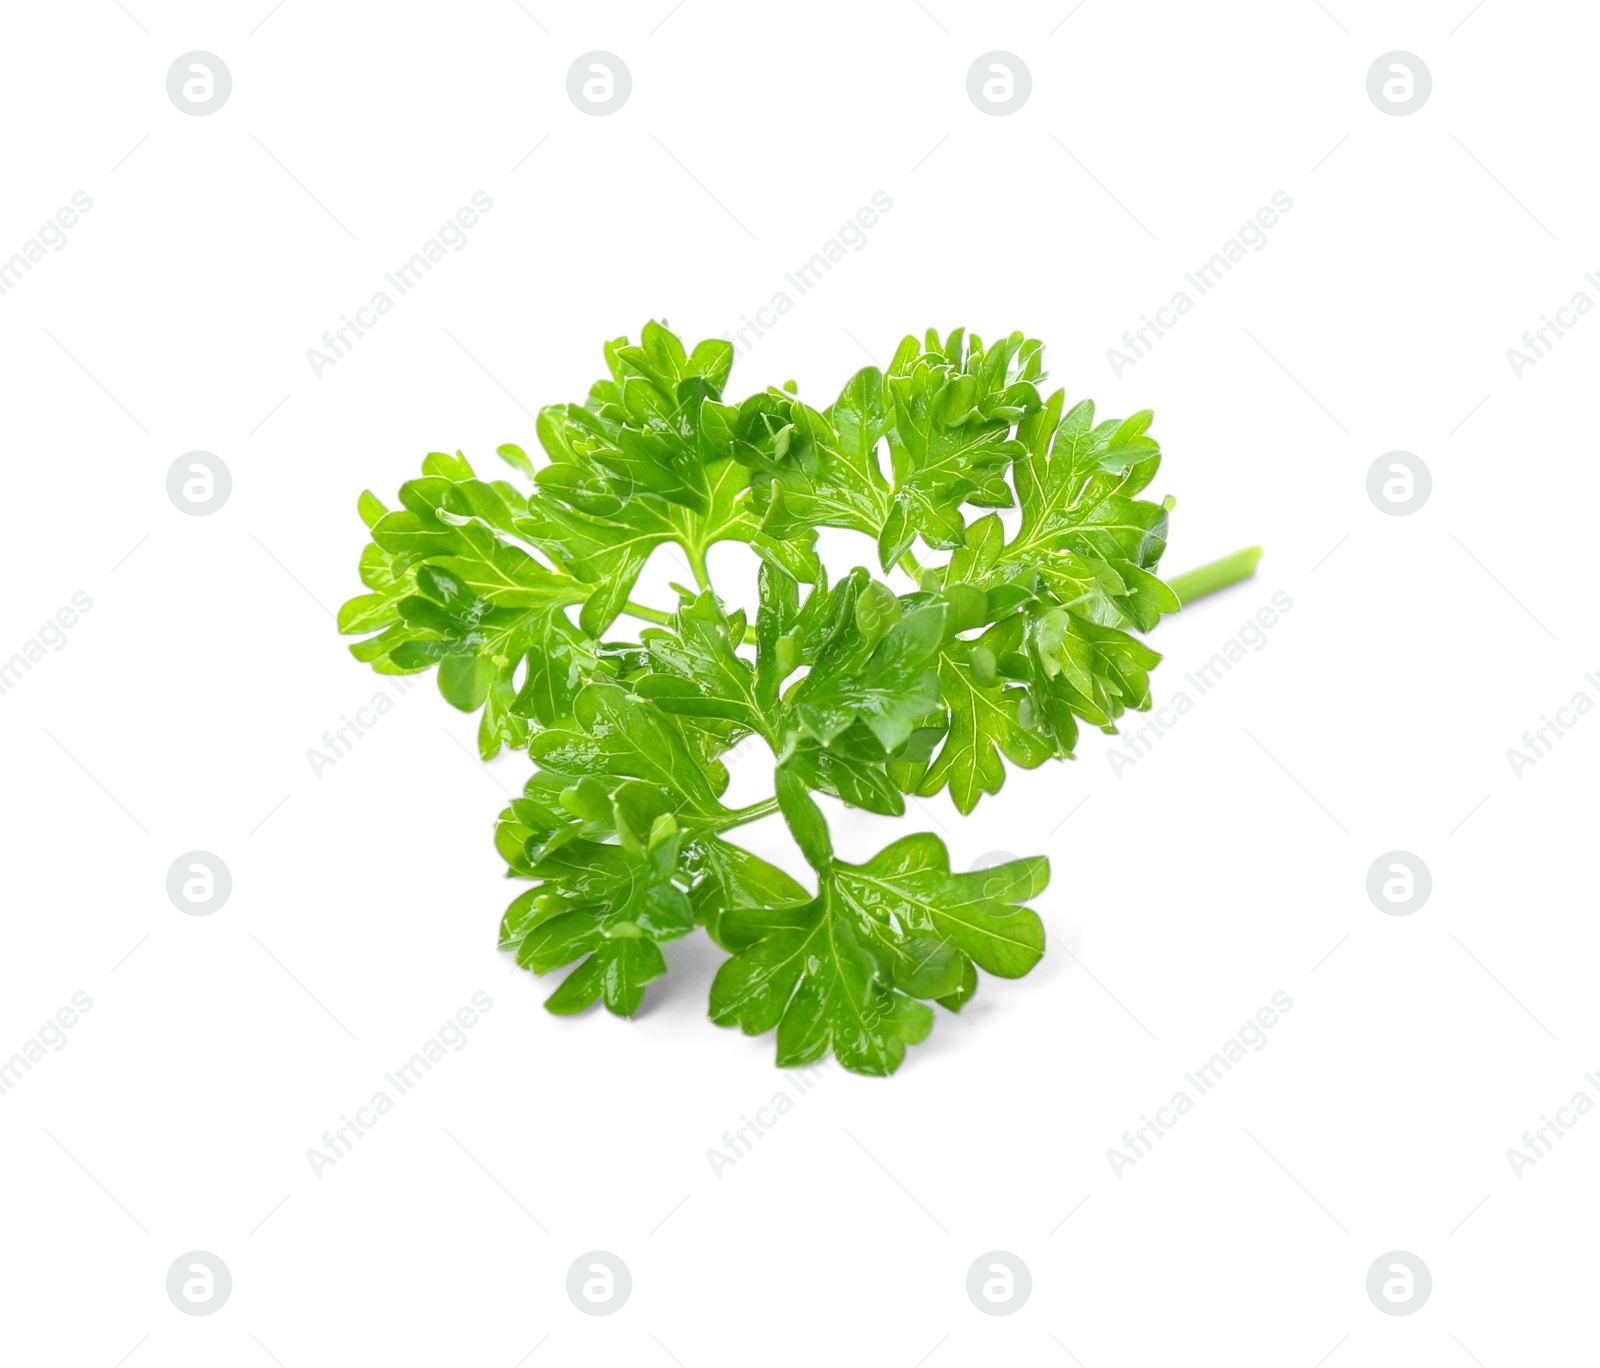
[785,578,944,753]
[841,836,1048,979]
[709,829,1049,1075]
[685,835,811,949]
[633,591,769,741]
[510,614,599,729]
[338,457,591,755]
[530,681,730,820]
[1006,394,1179,630]
[522,322,821,631]
[499,828,694,1018]
[709,889,930,1077]
[1028,606,1164,736]
[785,733,905,816]
[542,938,668,1016]
[916,634,1055,815]
[878,331,1046,566]
[727,370,893,540]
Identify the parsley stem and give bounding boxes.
[622,599,756,645]
[687,544,713,590]
[708,797,780,831]
[1166,546,1262,606]
[622,600,674,628]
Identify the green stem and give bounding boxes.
[622,599,756,645]
[897,551,924,581]
[1166,546,1263,606]
[704,797,780,832]
[687,543,712,591]
[621,600,674,628]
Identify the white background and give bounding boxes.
[1,1,1595,1364]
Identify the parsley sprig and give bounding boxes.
[342,322,1259,1075]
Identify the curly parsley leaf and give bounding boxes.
[709,776,1048,1073]
[877,328,1046,567]
[499,818,694,1018]
[528,680,731,820]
